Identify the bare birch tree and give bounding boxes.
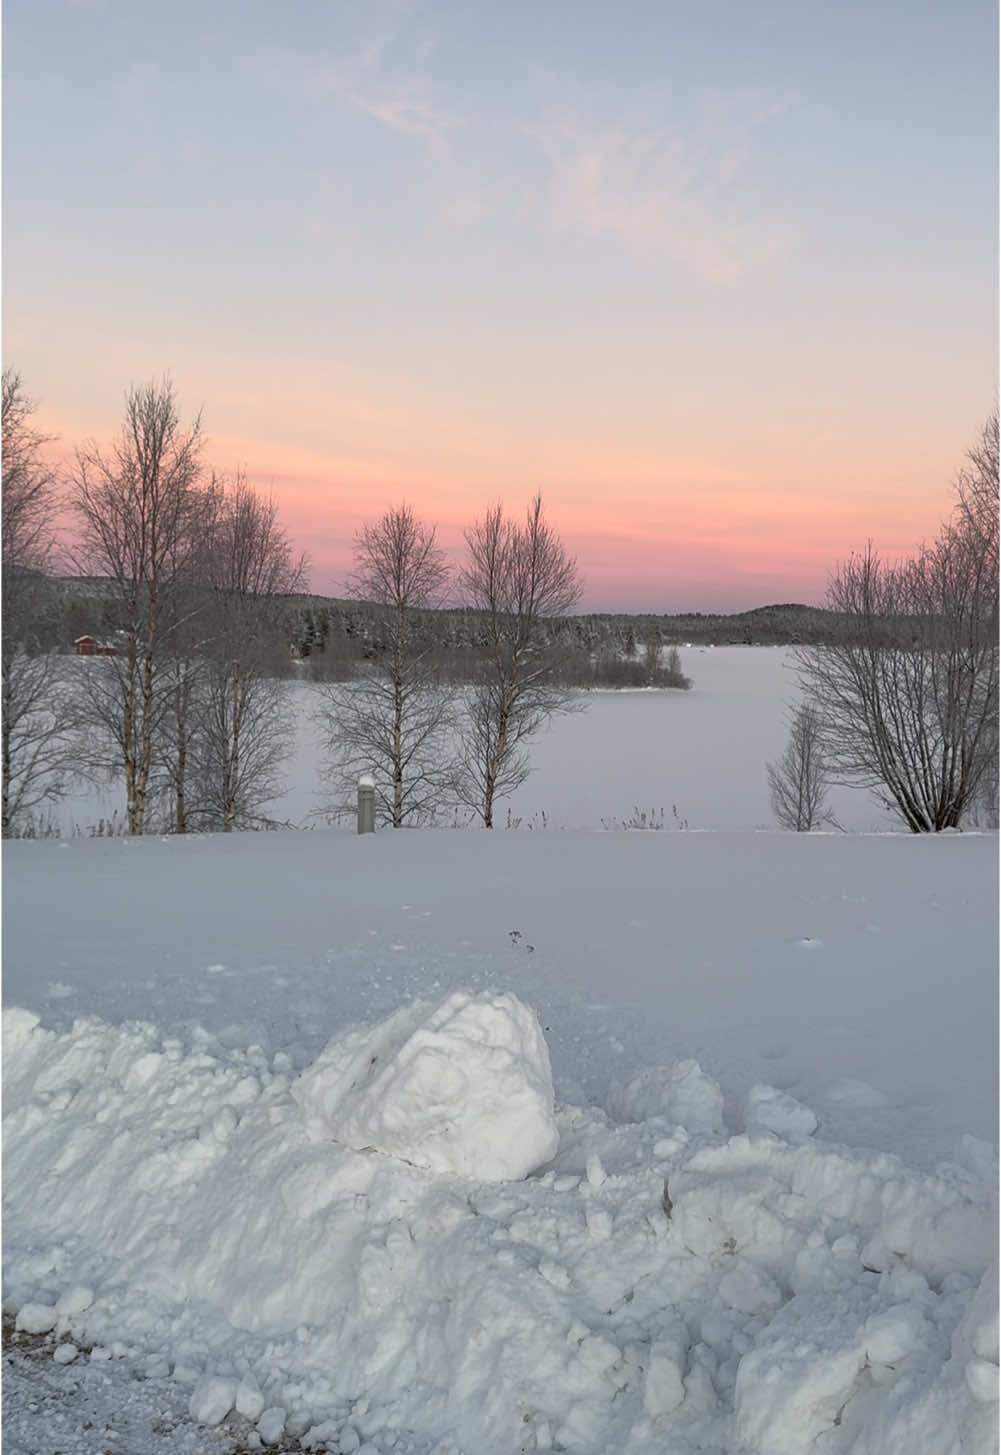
[319,504,454,826]
[457,495,582,827]
[155,482,222,833]
[947,410,999,823]
[3,370,58,572]
[68,378,204,834]
[193,475,306,831]
[795,414,999,832]
[1,371,75,836]
[767,704,833,831]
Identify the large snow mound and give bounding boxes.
[292,990,559,1181]
[4,1003,997,1455]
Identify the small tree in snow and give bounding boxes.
[68,377,205,835]
[320,504,456,827]
[457,495,582,827]
[767,704,833,831]
[194,475,307,831]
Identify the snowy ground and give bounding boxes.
[4,650,997,1454]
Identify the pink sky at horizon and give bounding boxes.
[36,390,969,615]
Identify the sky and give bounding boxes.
[3,0,997,613]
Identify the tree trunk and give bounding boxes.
[224,676,241,832]
[123,663,140,836]
[393,622,404,828]
[483,694,510,829]
[1,678,11,838]
[175,722,187,834]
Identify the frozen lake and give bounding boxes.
[56,647,898,836]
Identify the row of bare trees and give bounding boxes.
[2,372,585,835]
[13,368,990,839]
[2,373,306,836]
[319,497,582,828]
[769,412,999,832]
[2,372,72,835]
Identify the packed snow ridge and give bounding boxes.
[4,993,997,1455]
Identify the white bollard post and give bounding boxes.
[357,775,376,835]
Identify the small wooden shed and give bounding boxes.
[74,636,117,657]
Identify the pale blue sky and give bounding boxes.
[4,0,996,609]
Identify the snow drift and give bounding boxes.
[292,990,559,1181]
[3,1000,997,1454]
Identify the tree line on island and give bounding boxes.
[2,371,997,837]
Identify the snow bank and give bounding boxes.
[606,1059,725,1134]
[292,990,559,1181]
[4,1002,996,1454]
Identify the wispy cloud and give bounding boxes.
[300,1,459,163]
[528,102,799,285]
[341,85,460,162]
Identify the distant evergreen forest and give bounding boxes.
[46,578,843,688]
[284,595,842,670]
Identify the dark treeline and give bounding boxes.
[283,597,841,678]
[285,597,693,688]
[48,586,845,674]
[38,578,699,687]
[43,583,871,692]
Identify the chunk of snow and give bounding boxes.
[643,1321,689,1417]
[585,1152,606,1186]
[292,991,559,1181]
[235,1377,266,1421]
[301,1419,344,1449]
[52,1342,78,1364]
[734,1330,865,1455]
[585,1207,613,1239]
[285,1407,314,1437]
[189,1376,237,1426]
[744,1084,817,1140]
[863,1303,930,1365]
[2,1006,41,1056]
[55,1284,94,1316]
[606,1060,724,1134]
[257,1406,287,1444]
[15,1302,58,1334]
[718,1263,784,1316]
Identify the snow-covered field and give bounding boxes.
[4,650,997,1454]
